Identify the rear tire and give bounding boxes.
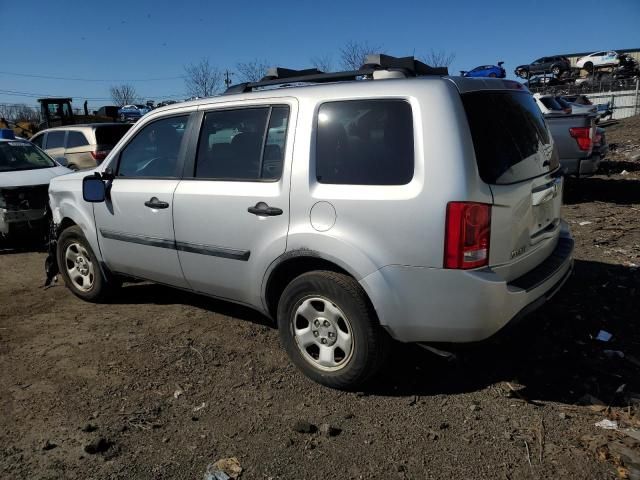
[57,226,120,302]
[489,72,497,78]
[277,271,390,390]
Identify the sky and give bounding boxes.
[1,0,639,110]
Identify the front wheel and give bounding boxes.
[551,65,561,76]
[277,271,390,390]
[57,225,120,302]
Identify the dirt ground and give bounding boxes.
[1,117,639,480]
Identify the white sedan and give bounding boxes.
[576,51,619,70]
[0,130,71,239]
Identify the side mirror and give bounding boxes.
[83,175,106,203]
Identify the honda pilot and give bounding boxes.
[46,55,574,389]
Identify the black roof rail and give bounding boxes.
[224,54,448,95]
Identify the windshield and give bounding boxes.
[0,141,56,172]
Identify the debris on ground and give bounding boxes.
[292,420,317,434]
[83,437,113,455]
[204,457,242,480]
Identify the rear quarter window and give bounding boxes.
[462,91,555,185]
[66,131,89,148]
[315,99,414,185]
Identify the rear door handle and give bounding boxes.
[248,201,283,217]
[144,197,169,209]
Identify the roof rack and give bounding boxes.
[224,54,449,95]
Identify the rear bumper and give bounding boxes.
[561,153,602,176]
[360,223,574,343]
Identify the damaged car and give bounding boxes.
[0,129,71,242]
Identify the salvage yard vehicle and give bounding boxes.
[46,55,574,389]
[30,124,132,170]
[543,112,602,176]
[461,62,506,78]
[0,129,70,240]
[118,104,150,122]
[576,51,619,70]
[515,56,571,78]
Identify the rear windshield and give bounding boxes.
[95,124,132,146]
[462,91,556,184]
[540,96,564,111]
[0,141,56,172]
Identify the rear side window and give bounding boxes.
[462,91,554,185]
[316,100,414,185]
[194,105,289,181]
[45,131,65,149]
[66,131,89,148]
[95,124,132,146]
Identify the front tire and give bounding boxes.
[551,65,561,76]
[57,226,120,302]
[277,271,390,390]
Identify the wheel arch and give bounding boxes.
[263,250,366,319]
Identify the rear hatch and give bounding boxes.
[461,87,563,281]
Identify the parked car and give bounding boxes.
[533,93,571,114]
[515,56,571,78]
[543,112,601,176]
[118,104,150,122]
[576,51,619,70]
[0,129,70,240]
[30,123,132,170]
[47,56,573,389]
[461,62,506,78]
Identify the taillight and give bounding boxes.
[444,202,491,269]
[90,150,108,162]
[569,127,592,151]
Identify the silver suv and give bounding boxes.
[47,56,574,389]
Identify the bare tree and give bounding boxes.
[340,41,382,70]
[235,59,270,83]
[184,58,222,98]
[310,54,334,72]
[110,84,139,106]
[0,104,40,123]
[420,49,456,68]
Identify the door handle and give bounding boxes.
[144,197,169,209]
[247,201,283,217]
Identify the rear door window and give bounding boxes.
[315,100,414,185]
[462,91,556,185]
[45,131,65,149]
[194,106,289,181]
[66,131,89,148]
